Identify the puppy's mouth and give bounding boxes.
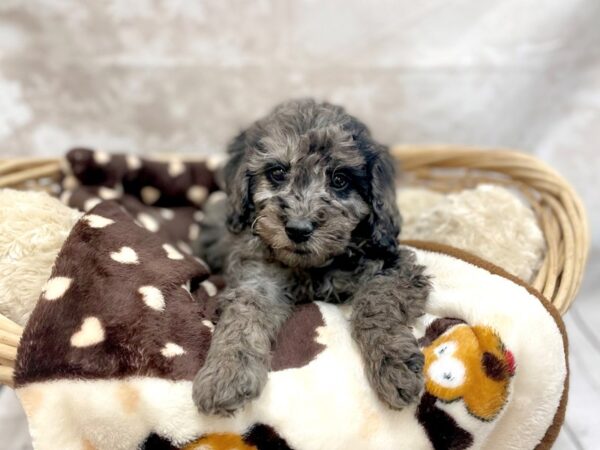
[254,216,336,266]
[288,247,312,255]
[280,244,312,255]
[277,239,321,261]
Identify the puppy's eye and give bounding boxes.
[331,173,349,190]
[266,166,287,183]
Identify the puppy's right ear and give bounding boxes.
[223,131,254,234]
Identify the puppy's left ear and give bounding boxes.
[368,146,402,254]
[344,116,401,254]
[223,130,255,234]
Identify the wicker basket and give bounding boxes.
[0,146,590,387]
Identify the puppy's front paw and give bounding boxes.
[192,353,268,417]
[365,341,424,410]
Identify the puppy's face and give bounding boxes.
[248,129,370,268]
[225,100,402,269]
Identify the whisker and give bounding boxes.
[251,215,264,235]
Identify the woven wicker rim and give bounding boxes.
[0,145,590,386]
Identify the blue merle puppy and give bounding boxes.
[193,99,430,416]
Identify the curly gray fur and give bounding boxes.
[193,99,430,416]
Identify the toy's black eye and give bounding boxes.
[266,166,287,183]
[331,173,349,189]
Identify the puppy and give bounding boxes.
[193,99,430,416]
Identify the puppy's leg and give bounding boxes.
[350,248,430,409]
[193,280,292,416]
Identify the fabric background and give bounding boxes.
[0,1,598,449]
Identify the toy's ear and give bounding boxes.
[223,131,254,234]
[367,144,402,255]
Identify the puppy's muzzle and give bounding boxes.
[285,218,314,243]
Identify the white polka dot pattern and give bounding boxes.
[137,213,160,233]
[62,175,79,190]
[93,151,111,165]
[84,214,115,229]
[206,191,227,205]
[187,185,208,205]
[160,343,186,358]
[201,280,217,297]
[98,187,120,200]
[138,286,166,311]
[42,277,73,301]
[126,155,142,170]
[189,224,200,241]
[84,198,102,211]
[194,257,210,270]
[160,208,174,220]
[202,320,215,332]
[207,155,225,171]
[163,244,184,260]
[110,246,139,264]
[70,317,105,347]
[177,241,193,255]
[181,284,193,299]
[16,199,216,395]
[141,186,161,205]
[168,159,185,177]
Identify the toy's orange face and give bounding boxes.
[181,424,292,450]
[423,323,515,421]
[183,433,256,450]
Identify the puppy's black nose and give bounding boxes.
[285,219,314,243]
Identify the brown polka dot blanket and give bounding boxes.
[14,149,568,450]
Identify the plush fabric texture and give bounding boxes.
[0,149,546,329]
[0,189,82,326]
[1,148,560,449]
[13,200,567,450]
[62,147,221,208]
[60,147,220,254]
[398,185,546,283]
[0,148,222,328]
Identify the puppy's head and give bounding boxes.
[224,99,401,268]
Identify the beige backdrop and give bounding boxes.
[0,1,599,449]
[1,0,598,244]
